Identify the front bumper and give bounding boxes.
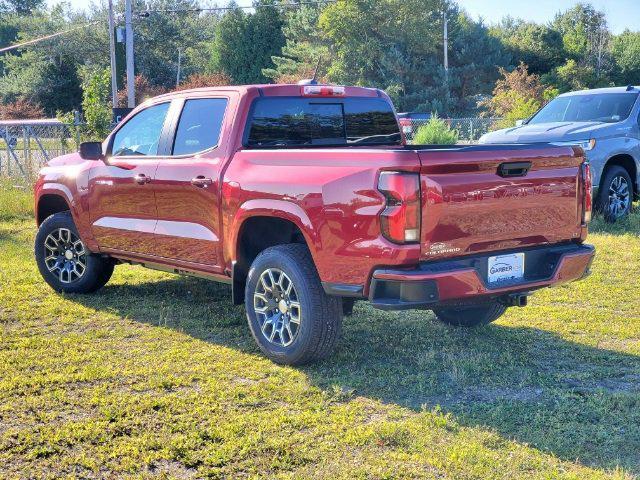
[368,243,595,310]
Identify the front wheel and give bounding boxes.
[432,301,507,327]
[245,244,342,365]
[597,166,633,222]
[35,212,114,294]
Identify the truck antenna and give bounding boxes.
[297,57,322,85]
[311,57,321,84]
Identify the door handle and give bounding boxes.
[191,176,213,188]
[134,173,151,185]
[497,161,532,178]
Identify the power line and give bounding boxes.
[0,21,100,54]
[137,0,336,16]
[0,0,335,54]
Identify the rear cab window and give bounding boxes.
[245,97,401,148]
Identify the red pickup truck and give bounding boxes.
[34,84,595,365]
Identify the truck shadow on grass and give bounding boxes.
[72,275,640,475]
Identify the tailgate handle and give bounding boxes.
[497,161,532,178]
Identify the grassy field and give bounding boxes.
[1,182,639,479]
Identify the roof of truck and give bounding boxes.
[154,84,383,100]
[559,86,640,96]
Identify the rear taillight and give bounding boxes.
[378,172,421,244]
[582,161,593,224]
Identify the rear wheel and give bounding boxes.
[432,300,507,327]
[597,166,633,222]
[35,212,114,294]
[245,244,342,365]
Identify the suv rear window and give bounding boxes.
[245,97,401,147]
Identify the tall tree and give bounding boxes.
[210,0,285,84]
[611,30,640,85]
[491,19,565,75]
[0,0,44,15]
[263,5,328,83]
[553,3,611,77]
[319,0,449,112]
[446,13,510,113]
[133,0,216,88]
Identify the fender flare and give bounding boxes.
[36,183,99,252]
[226,198,321,267]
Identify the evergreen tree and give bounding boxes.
[210,0,285,84]
[611,30,640,85]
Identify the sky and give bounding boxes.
[47,0,640,34]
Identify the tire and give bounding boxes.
[244,244,342,365]
[35,211,114,294]
[432,300,507,327]
[596,166,633,222]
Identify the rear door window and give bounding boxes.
[172,98,228,155]
[246,97,401,147]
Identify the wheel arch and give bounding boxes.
[229,201,320,304]
[36,193,71,226]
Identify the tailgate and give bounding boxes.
[417,145,585,260]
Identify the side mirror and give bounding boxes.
[515,119,525,127]
[79,141,104,161]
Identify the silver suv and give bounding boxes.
[479,86,640,220]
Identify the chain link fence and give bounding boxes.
[0,116,506,181]
[0,119,79,182]
[402,117,503,143]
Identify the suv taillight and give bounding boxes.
[582,161,593,224]
[378,172,421,243]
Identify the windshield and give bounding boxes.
[528,92,639,124]
[245,97,402,147]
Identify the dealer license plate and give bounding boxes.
[487,253,525,284]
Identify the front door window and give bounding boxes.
[111,103,170,157]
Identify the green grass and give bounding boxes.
[0,188,639,479]
[0,181,32,220]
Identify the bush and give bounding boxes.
[175,73,231,91]
[0,98,45,120]
[412,116,459,145]
[482,62,558,129]
[116,75,167,107]
[80,67,112,140]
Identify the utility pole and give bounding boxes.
[443,11,448,80]
[107,0,118,107]
[176,48,182,87]
[125,0,135,108]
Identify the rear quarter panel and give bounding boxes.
[222,148,422,287]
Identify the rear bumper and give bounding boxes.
[367,243,595,311]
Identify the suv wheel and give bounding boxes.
[35,212,114,294]
[432,300,507,327]
[597,166,633,222]
[245,244,342,365]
